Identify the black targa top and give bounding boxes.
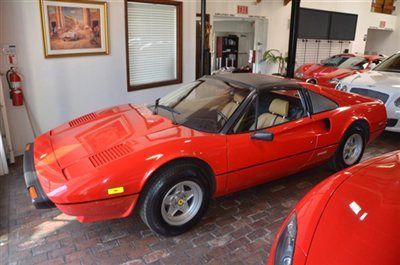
[208,73,299,91]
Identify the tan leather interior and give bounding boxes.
[269,98,289,117]
[220,93,245,119]
[257,98,289,129]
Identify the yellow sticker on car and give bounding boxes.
[107,187,124,195]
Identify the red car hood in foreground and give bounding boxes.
[50,104,175,168]
[306,152,400,265]
[268,151,400,265]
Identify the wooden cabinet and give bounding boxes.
[216,35,239,68]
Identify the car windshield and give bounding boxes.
[337,57,369,70]
[149,78,250,133]
[374,53,400,73]
[321,56,350,67]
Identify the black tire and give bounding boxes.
[139,161,211,236]
[328,124,367,172]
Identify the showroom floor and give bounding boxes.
[1,131,399,265]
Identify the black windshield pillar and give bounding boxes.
[200,0,206,77]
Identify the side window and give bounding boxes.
[308,90,338,114]
[233,98,257,133]
[233,89,306,133]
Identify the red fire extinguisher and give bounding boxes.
[6,67,24,106]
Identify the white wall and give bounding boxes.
[365,16,400,55]
[0,0,196,155]
[365,28,397,55]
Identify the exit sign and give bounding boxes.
[237,5,248,14]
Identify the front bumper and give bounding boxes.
[385,108,400,133]
[23,143,55,209]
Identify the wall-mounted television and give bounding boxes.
[329,12,358,40]
[298,8,358,41]
[298,9,330,39]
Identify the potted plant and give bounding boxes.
[262,49,288,76]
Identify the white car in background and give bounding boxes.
[336,52,400,132]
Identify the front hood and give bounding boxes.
[50,104,175,168]
[306,152,400,264]
[302,64,340,78]
[344,70,400,94]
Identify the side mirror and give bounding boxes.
[251,131,274,141]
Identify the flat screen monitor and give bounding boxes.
[329,12,358,40]
[298,8,330,39]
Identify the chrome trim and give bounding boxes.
[306,78,317,84]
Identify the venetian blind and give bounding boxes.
[127,2,177,87]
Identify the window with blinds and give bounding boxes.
[126,0,182,91]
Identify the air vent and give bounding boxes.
[69,113,97,127]
[89,144,132,167]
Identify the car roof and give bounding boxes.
[207,73,298,91]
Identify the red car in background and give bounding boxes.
[295,54,384,88]
[23,74,387,236]
[268,151,400,265]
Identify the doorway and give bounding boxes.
[210,16,268,74]
[364,28,395,56]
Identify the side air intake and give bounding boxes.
[89,144,132,167]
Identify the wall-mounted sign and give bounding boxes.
[379,21,386,28]
[237,5,248,15]
[2,44,18,65]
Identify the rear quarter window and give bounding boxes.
[308,90,338,114]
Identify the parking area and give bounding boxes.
[1,131,399,265]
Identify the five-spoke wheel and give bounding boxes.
[139,161,210,236]
[342,134,363,166]
[329,124,366,171]
[161,181,203,226]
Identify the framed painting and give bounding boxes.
[39,0,109,58]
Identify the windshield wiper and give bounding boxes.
[152,98,180,125]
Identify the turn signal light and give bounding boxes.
[28,186,38,199]
[107,187,124,195]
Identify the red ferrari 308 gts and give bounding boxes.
[295,54,384,88]
[268,151,400,265]
[23,73,387,236]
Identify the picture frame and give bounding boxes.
[39,0,109,58]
